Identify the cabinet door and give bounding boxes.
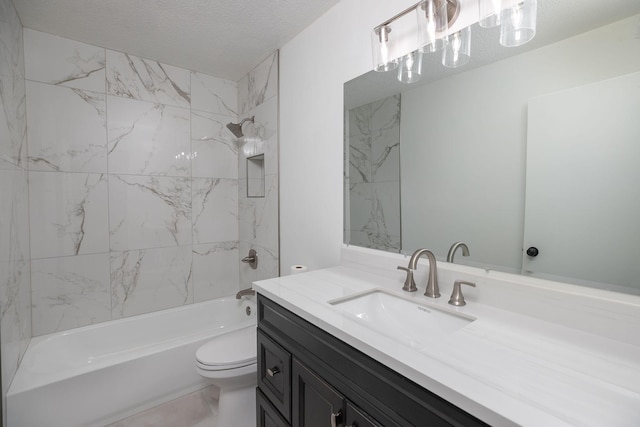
[345,402,381,427]
[292,359,345,427]
[257,388,290,427]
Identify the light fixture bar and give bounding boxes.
[373,0,460,34]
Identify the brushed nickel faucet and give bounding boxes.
[446,241,470,263]
[235,288,255,299]
[397,248,440,298]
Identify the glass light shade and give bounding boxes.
[416,0,448,53]
[397,51,423,84]
[500,0,537,47]
[478,0,502,28]
[442,26,471,68]
[371,26,399,72]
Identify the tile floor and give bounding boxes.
[107,385,219,427]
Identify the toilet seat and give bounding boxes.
[196,326,257,371]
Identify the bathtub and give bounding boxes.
[7,296,256,427]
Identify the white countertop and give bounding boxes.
[253,246,640,427]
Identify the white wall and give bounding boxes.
[279,0,416,272]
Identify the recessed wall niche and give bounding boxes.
[246,154,265,198]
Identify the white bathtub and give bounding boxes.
[7,296,256,427]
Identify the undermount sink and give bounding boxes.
[328,289,475,350]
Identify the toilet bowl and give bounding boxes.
[195,325,257,427]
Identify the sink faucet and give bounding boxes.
[446,242,470,263]
[397,248,440,298]
[235,288,255,299]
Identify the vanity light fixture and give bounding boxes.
[499,0,537,47]
[442,26,471,67]
[371,26,399,72]
[398,50,423,83]
[371,0,537,82]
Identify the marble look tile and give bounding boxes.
[24,29,105,92]
[348,181,401,252]
[0,169,29,263]
[191,71,237,116]
[371,124,400,183]
[0,16,26,171]
[0,257,31,397]
[191,110,238,178]
[27,81,107,173]
[107,96,190,176]
[106,50,190,108]
[192,242,240,302]
[192,178,238,244]
[238,51,278,115]
[238,242,279,289]
[238,174,278,250]
[31,253,111,336]
[238,96,278,178]
[109,175,191,251]
[347,94,401,185]
[110,246,193,319]
[29,171,109,259]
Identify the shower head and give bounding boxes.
[226,116,255,138]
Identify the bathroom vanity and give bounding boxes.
[254,246,640,426]
[256,294,487,426]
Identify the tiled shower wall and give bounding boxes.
[237,53,279,288]
[346,94,401,253]
[0,0,31,417]
[22,29,279,337]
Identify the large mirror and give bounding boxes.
[344,0,640,295]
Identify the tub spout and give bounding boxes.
[235,288,255,299]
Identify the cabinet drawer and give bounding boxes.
[258,329,292,422]
[257,388,290,427]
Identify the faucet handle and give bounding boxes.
[448,280,476,306]
[397,266,417,292]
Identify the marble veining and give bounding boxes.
[110,246,193,318]
[107,96,190,177]
[347,94,401,252]
[106,51,191,108]
[191,110,238,179]
[27,82,107,173]
[31,253,111,336]
[23,29,105,93]
[0,0,31,402]
[29,172,109,259]
[238,51,278,115]
[109,175,192,251]
[192,242,240,302]
[192,178,238,244]
[190,71,237,116]
[0,19,27,170]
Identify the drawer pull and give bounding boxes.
[266,366,280,377]
[331,409,343,427]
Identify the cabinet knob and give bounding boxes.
[331,409,343,427]
[526,247,539,257]
[266,366,280,377]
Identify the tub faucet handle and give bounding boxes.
[241,249,258,269]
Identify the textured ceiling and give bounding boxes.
[13,0,340,80]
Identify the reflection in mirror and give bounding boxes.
[344,3,640,295]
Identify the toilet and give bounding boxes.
[195,326,257,427]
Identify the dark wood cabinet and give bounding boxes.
[292,359,344,427]
[256,294,488,427]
